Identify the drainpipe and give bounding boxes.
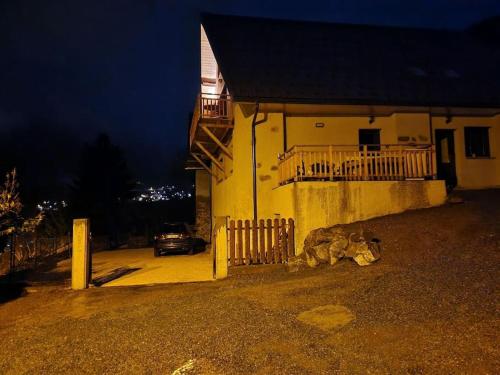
[251,102,260,221]
[429,109,434,144]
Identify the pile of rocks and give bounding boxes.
[287,226,381,272]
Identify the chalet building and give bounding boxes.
[188,14,500,251]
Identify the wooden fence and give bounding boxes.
[1,234,72,275]
[278,144,436,185]
[227,218,294,266]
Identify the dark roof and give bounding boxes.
[202,14,500,108]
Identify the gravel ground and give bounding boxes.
[0,189,499,374]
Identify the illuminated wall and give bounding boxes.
[431,115,500,189]
[210,104,254,221]
[207,103,499,247]
[200,25,225,96]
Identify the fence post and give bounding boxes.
[398,146,404,180]
[287,218,295,257]
[229,220,235,266]
[266,219,273,263]
[280,218,288,262]
[9,233,16,274]
[363,144,368,180]
[244,220,251,265]
[252,219,258,264]
[215,225,228,279]
[236,220,243,266]
[328,145,333,181]
[431,145,437,179]
[72,218,91,290]
[273,219,280,263]
[259,219,265,263]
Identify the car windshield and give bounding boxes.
[161,224,185,233]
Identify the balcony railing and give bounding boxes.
[189,93,233,147]
[278,144,436,185]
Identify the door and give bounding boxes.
[359,129,381,151]
[435,129,457,190]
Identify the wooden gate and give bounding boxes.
[228,218,295,266]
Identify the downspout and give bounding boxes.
[283,112,288,152]
[429,109,434,144]
[251,102,260,221]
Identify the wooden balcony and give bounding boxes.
[278,144,436,185]
[188,93,234,177]
[189,93,234,148]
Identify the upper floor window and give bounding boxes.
[464,127,490,158]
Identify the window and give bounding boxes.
[359,129,381,151]
[464,127,490,158]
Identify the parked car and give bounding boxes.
[153,223,203,257]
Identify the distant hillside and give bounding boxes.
[468,16,500,46]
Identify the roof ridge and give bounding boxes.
[200,12,463,34]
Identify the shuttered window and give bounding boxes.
[464,127,490,158]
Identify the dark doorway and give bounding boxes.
[359,129,381,151]
[435,129,457,190]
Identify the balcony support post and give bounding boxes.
[195,141,226,176]
[363,144,368,180]
[200,125,233,160]
[191,153,216,178]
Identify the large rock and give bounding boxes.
[295,225,381,269]
[303,226,346,251]
[345,235,381,266]
[328,236,349,262]
[312,242,331,263]
[302,226,349,267]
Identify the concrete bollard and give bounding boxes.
[72,218,90,290]
[215,225,228,279]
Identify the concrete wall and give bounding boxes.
[195,170,211,242]
[255,112,286,219]
[211,104,254,221]
[271,180,446,252]
[394,113,432,145]
[286,115,398,146]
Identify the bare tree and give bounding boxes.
[0,169,22,236]
[0,168,44,237]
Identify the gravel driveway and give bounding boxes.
[0,190,498,374]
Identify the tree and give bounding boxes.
[70,133,133,245]
[0,169,22,236]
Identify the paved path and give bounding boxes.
[60,248,214,287]
[0,190,498,374]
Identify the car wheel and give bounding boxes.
[188,247,194,255]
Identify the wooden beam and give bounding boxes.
[202,123,234,129]
[200,125,233,160]
[191,153,215,177]
[195,141,225,175]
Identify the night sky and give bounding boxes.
[1,0,499,184]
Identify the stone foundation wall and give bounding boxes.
[195,170,211,243]
[196,196,211,243]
